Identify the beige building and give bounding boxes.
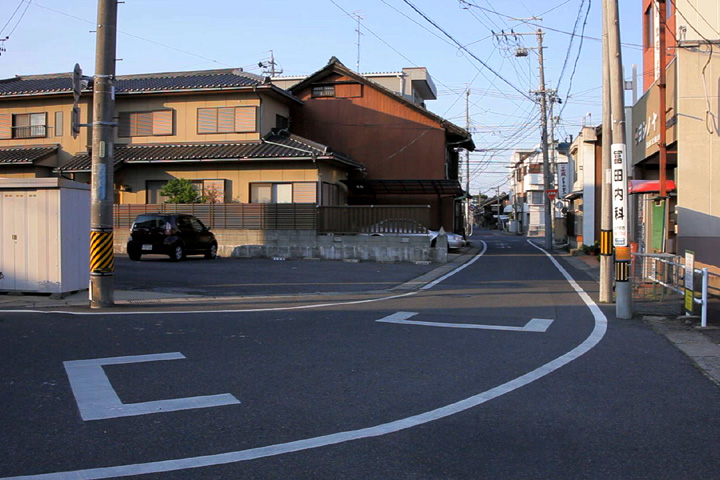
[0,68,361,206]
[633,0,720,267]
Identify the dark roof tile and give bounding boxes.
[57,133,362,172]
[0,145,58,165]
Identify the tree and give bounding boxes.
[159,178,204,204]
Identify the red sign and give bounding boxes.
[546,189,558,201]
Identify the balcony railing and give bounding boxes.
[12,125,47,139]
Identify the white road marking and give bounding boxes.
[376,312,554,332]
[1,240,609,480]
[64,353,240,421]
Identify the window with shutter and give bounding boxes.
[197,106,257,134]
[120,110,174,137]
[0,113,11,139]
[292,183,317,203]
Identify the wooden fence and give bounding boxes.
[114,203,317,230]
[317,205,431,234]
[114,204,431,233]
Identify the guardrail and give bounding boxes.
[632,253,719,326]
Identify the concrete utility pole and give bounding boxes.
[89,0,118,308]
[605,0,632,319]
[537,30,552,250]
[496,28,551,248]
[600,0,613,303]
[658,0,669,249]
[466,89,472,236]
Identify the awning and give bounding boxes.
[629,179,676,194]
[342,179,463,196]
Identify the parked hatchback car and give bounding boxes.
[126,213,218,261]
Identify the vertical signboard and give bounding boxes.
[557,163,569,198]
[611,143,628,247]
[685,250,695,314]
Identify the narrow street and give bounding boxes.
[1,233,719,479]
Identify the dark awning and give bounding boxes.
[629,179,676,194]
[342,179,464,196]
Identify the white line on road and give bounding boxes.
[64,353,240,421]
[376,312,554,332]
[1,240,609,480]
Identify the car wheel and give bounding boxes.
[205,243,218,259]
[128,250,142,261]
[169,244,185,262]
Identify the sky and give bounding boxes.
[0,0,644,196]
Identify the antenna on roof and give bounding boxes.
[353,10,365,72]
[258,50,283,77]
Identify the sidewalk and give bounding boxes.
[549,243,720,386]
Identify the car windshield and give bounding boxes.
[133,215,168,229]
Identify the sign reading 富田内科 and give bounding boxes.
[611,143,628,247]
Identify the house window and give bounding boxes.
[55,111,63,137]
[528,191,544,205]
[119,110,173,137]
[311,85,335,98]
[197,106,257,134]
[250,182,317,204]
[275,114,289,130]
[12,113,47,139]
[644,5,654,49]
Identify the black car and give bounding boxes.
[126,213,218,261]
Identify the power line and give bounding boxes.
[400,0,533,101]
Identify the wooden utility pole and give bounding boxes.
[605,0,632,319]
[600,0,613,303]
[89,0,118,308]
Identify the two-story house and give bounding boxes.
[273,57,474,233]
[0,68,362,206]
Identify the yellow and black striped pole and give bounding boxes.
[90,230,114,275]
[600,229,613,256]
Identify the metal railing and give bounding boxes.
[12,125,47,139]
[317,205,431,234]
[632,253,720,325]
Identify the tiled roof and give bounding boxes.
[0,68,268,97]
[58,132,362,172]
[0,145,58,165]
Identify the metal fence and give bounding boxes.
[316,205,431,234]
[114,203,317,230]
[632,253,720,321]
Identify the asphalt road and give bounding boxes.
[2,232,720,479]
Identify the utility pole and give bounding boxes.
[496,28,551,248]
[89,0,118,308]
[537,29,552,250]
[658,0,669,249]
[496,186,501,230]
[605,0,632,319]
[600,0,613,303]
[466,88,472,237]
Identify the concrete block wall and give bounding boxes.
[115,229,448,263]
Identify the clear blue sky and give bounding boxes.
[0,0,643,196]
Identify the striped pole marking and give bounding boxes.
[600,229,613,256]
[90,230,114,274]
